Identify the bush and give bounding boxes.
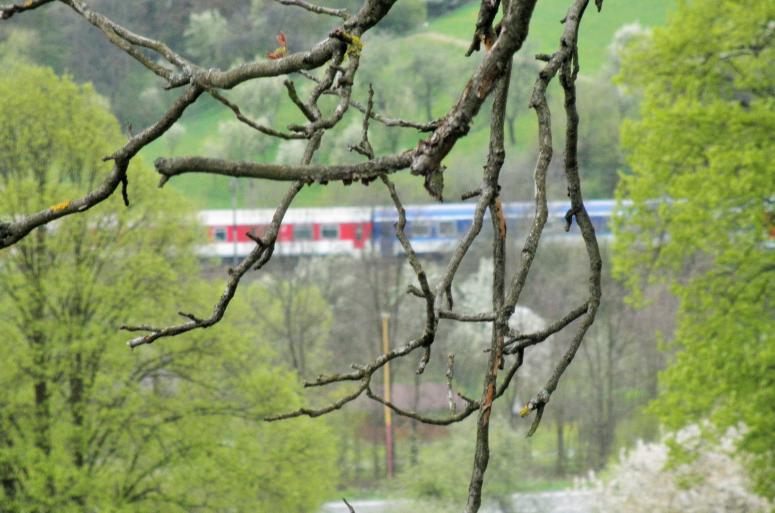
[591,425,772,513]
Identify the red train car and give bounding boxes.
[199,207,373,258]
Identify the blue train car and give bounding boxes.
[372,200,617,256]
[373,203,478,256]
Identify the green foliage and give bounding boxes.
[0,65,338,512]
[612,0,775,499]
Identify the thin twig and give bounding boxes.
[208,89,306,140]
[275,0,350,19]
[0,0,53,19]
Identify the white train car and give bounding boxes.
[199,207,373,258]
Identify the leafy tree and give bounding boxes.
[402,50,456,122]
[612,0,775,499]
[0,65,337,513]
[183,9,231,67]
[246,277,333,377]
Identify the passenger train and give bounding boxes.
[200,200,617,259]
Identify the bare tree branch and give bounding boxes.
[325,89,439,132]
[465,0,501,56]
[517,0,603,437]
[439,311,497,322]
[154,152,413,185]
[366,385,479,426]
[342,497,357,513]
[464,45,511,513]
[266,381,369,422]
[0,1,607,510]
[0,85,202,249]
[208,90,307,140]
[504,302,589,353]
[0,0,54,19]
[410,0,537,178]
[59,0,191,86]
[122,181,304,348]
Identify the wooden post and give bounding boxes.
[381,312,394,478]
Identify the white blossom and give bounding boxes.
[589,425,771,513]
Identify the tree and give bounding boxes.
[0,65,337,513]
[183,9,231,67]
[0,2,608,512]
[613,0,775,499]
[246,271,333,377]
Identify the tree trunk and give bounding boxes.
[410,371,420,467]
[555,407,566,476]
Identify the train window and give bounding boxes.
[321,224,339,240]
[409,221,431,237]
[438,221,457,237]
[249,225,268,238]
[214,227,227,242]
[294,224,313,241]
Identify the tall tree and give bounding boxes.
[613,0,775,499]
[0,65,337,513]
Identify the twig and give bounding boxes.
[267,381,369,421]
[446,354,456,413]
[122,181,303,348]
[275,0,350,20]
[342,497,356,513]
[504,302,589,353]
[326,90,438,132]
[366,385,478,426]
[349,84,375,159]
[0,0,54,20]
[209,89,306,140]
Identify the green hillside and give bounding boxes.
[429,0,674,73]
[143,0,675,209]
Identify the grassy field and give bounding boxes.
[429,0,674,73]
[143,0,675,209]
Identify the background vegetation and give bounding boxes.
[0,0,673,207]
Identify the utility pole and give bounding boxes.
[381,312,394,479]
[231,177,238,264]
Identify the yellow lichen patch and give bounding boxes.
[347,35,363,57]
[50,200,71,213]
[340,32,363,58]
[519,404,531,417]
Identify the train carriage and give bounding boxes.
[200,200,617,260]
[200,207,372,259]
